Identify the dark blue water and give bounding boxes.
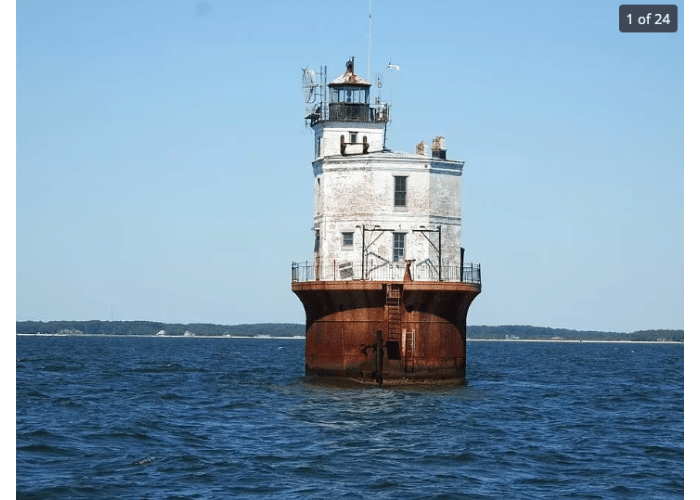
[16,336,683,499]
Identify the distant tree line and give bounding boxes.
[15,321,305,338]
[16,321,683,342]
[466,325,684,342]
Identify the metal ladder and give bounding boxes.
[402,328,415,373]
[386,284,402,345]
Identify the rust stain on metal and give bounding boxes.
[293,280,480,385]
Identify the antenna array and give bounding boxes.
[301,65,327,125]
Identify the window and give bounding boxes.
[350,132,358,143]
[314,230,320,253]
[394,176,407,207]
[393,233,405,262]
[342,232,353,248]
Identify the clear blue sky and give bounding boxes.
[15,0,686,333]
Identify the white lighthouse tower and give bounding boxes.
[293,58,480,385]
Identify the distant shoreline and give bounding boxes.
[16,333,682,344]
[16,321,683,343]
[16,333,306,340]
[467,338,682,344]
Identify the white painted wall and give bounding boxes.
[309,137,465,280]
[312,121,386,158]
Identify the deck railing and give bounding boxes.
[291,261,481,285]
[307,102,390,126]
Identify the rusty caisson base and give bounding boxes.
[292,280,480,385]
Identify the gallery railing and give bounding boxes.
[307,102,390,126]
[291,261,481,285]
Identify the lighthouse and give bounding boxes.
[292,58,481,385]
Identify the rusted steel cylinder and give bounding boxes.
[292,280,480,385]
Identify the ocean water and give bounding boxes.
[16,335,683,499]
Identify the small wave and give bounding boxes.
[17,485,104,499]
[24,428,56,438]
[159,392,186,401]
[643,444,683,458]
[23,390,50,399]
[17,443,78,456]
[132,456,155,466]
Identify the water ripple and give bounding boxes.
[16,336,683,499]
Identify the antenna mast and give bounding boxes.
[367,0,372,83]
